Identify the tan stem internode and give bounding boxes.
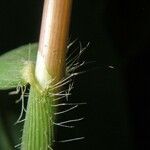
[36,0,73,88]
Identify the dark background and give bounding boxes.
[0,0,150,149]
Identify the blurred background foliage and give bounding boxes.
[0,0,150,149]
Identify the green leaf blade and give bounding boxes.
[0,43,38,90]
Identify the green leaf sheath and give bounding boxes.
[0,43,38,90]
[21,88,54,150]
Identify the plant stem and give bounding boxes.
[21,0,73,150]
[36,0,73,87]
